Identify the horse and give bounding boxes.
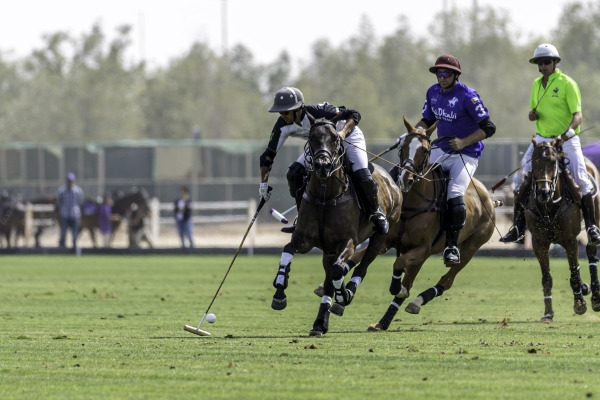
[29,188,149,247]
[270,118,403,336]
[367,116,497,331]
[525,139,600,321]
[0,195,25,247]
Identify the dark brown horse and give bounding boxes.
[0,195,25,247]
[525,139,600,321]
[271,118,403,336]
[367,116,497,331]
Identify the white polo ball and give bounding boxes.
[206,313,216,323]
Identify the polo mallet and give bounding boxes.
[491,166,522,192]
[269,205,296,224]
[184,186,272,337]
[369,138,401,161]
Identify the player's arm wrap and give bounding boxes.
[259,147,277,168]
[478,117,496,138]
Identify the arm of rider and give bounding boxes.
[336,119,356,141]
[449,129,487,151]
[559,111,583,142]
[259,147,276,201]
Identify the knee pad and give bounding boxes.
[447,196,466,230]
[287,162,306,198]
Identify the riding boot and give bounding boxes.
[281,162,306,234]
[443,196,466,265]
[352,168,389,235]
[500,174,531,244]
[581,193,600,246]
[500,203,527,244]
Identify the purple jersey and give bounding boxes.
[421,80,489,159]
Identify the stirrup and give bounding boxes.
[587,226,600,246]
[443,246,460,265]
[500,226,525,244]
[281,216,297,234]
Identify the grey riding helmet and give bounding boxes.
[268,87,304,112]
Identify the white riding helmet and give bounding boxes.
[529,43,561,64]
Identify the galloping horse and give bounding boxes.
[271,118,403,336]
[368,116,497,331]
[525,139,600,321]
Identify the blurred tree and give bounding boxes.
[0,1,598,145]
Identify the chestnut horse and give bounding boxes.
[525,139,600,321]
[368,116,497,331]
[270,118,403,336]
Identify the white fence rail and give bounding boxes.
[21,198,258,253]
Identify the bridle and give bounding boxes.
[304,120,346,179]
[531,143,561,204]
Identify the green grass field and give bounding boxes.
[1,254,599,400]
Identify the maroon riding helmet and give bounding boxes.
[429,54,462,76]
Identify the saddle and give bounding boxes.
[387,163,450,248]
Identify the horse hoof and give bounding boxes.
[367,323,382,332]
[330,303,345,316]
[314,284,324,297]
[574,300,587,315]
[540,314,553,323]
[271,297,287,310]
[405,296,423,314]
[396,286,408,299]
[592,295,600,312]
[309,329,324,337]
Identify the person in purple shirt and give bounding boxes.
[402,54,496,265]
[98,193,115,247]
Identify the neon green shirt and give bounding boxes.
[529,68,582,138]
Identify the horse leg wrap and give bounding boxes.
[333,277,348,304]
[310,302,331,336]
[569,265,582,296]
[389,274,404,296]
[332,263,349,281]
[378,299,403,331]
[590,263,600,293]
[273,263,291,289]
[589,263,600,312]
[420,284,445,306]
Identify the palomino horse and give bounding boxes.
[525,139,600,321]
[271,118,403,336]
[368,116,497,331]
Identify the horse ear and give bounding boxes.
[402,115,413,132]
[425,121,438,137]
[532,138,537,146]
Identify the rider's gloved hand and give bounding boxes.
[258,182,271,202]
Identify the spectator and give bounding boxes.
[98,193,119,248]
[56,172,84,250]
[174,186,194,248]
[126,202,153,249]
